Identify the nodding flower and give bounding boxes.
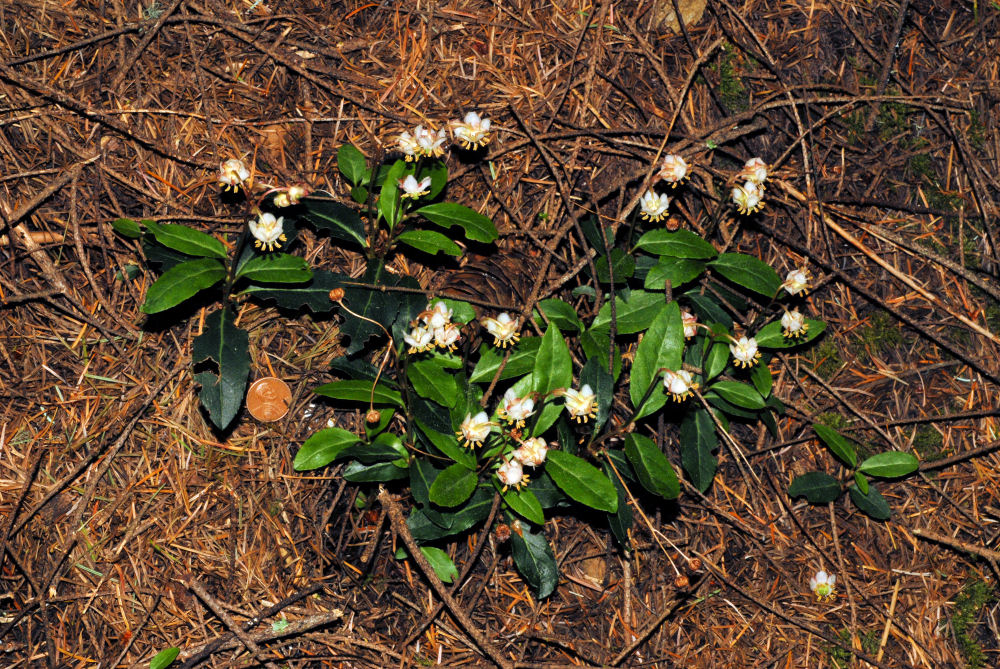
[399,174,432,199]
[732,181,764,215]
[248,212,286,251]
[482,312,520,348]
[681,310,699,339]
[496,457,527,490]
[451,111,492,150]
[561,384,597,423]
[513,437,548,467]
[656,154,689,186]
[739,157,768,186]
[404,326,434,354]
[399,125,446,160]
[781,309,808,338]
[219,158,250,192]
[663,369,698,402]
[729,336,761,369]
[497,388,534,428]
[457,411,493,447]
[781,268,812,296]
[639,190,671,222]
[809,570,836,601]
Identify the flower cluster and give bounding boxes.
[496,437,550,490]
[732,156,768,215]
[405,302,461,354]
[399,112,493,161]
[249,211,286,251]
[809,570,836,601]
[481,312,520,348]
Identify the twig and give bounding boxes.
[185,577,281,669]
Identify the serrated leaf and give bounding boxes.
[754,318,827,348]
[545,450,617,512]
[814,424,858,468]
[849,483,891,520]
[337,143,368,186]
[532,323,572,394]
[709,253,782,296]
[591,290,665,334]
[415,202,498,243]
[416,419,475,469]
[112,217,142,238]
[300,192,367,247]
[635,229,717,258]
[510,522,558,599]
[293,427,361,470]
[429,463,477,507]
[580,356,614,431]
[535,299,583,333]
[396,229,462,256]
[243,269,342,313]
[419,546,458,584]
[150,647,180,669]
[192,309,251,430]
[147,223,227,259]
[680,409,717,492]
[236,253,312,283]
[141,258,225,313]
[787,471,841,503]
[314,379,403,407]
[408,487,493,541]
[502,486,544,525]
[858,451,919,478]
[709,380,766,410]
[409,358,459,408]
[625,434,679,499]
[594,249,635,283]
[643,256,707,290]
[630,301,684,419]
[703,341,729,381]
[470,336,540,382]
[342,460,408,482]
[751,361,773,397]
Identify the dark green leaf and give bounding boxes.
[603,460,633,549]
[635,229,718,258]
[340,432,407,464]
[337,143,368,186]
[709,381,766,409]
[680,409,717,492]
[293,427,360,470]
[510,521,558,599]
[630,301,684,419]
[415,202,498,243]
[545,450,617,512]
[591,290,664,334]
[683,292,732,329]
[396,229,462,256]
[594,249,635,283]
[409,358,460,408]
[580,357,613,431]
[141,258,225,313]
[849,483,891,520]
[625,434,679,499]
[535,299,584,333]
[236,253,312,283]
[532,324,572,394]
[150,647,180,669]
[112,217,142,238]
[420,546,458,583]
[300,192,367,247]
[416,419,476,469]
[314,379,403,407]
[470,337,540,382]
[787,472,841,503]
[858,452,919,478]
[643,257,707,290]
[379,160,406,229]
[430,463,478,507]
[192,309,250,430]
[854,471,869,495]
[755,318,827,348]
[502,487,544,525]
[703,341,729,381]
[409,487,493,541]
[410,458,442,507]
[425,160,448,199]
[243,269,342,313]
[527,471,568,509]
[708,253,781,296]
[342,460,408,482]
[147,223,227,259]
[750,361,773,397]
[814,424,858,468]
[579,328,622,380]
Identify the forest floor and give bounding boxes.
[2,0,1000,667]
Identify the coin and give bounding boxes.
[247,377,291,422]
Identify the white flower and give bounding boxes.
[422,301,453,330]
[496,457,527,490]
[398,130,421,160]
[452,111,491,150]
[458,411,493,447]
[563,384,597,423]
[656,154,689,185]
[513,437,548,467]
[404,326,434,353]
[219,158,250,191]
[732,181,764,215]
[273,185,308,208]
[681,310,698,339]
[414,125,447,159]
[781,309,808,338]
[498,388,534,427]
[434,323,461,351]
[399,174,432,199]
[639,190,671,222]
[248,212,286,251]
[739,157,768,186]
[662,369,697,402]
[781,268,812,296]
[482,312,520,348]
[729,336,761,369]
[809,570,836,600]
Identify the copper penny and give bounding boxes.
[247,377,291,422]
